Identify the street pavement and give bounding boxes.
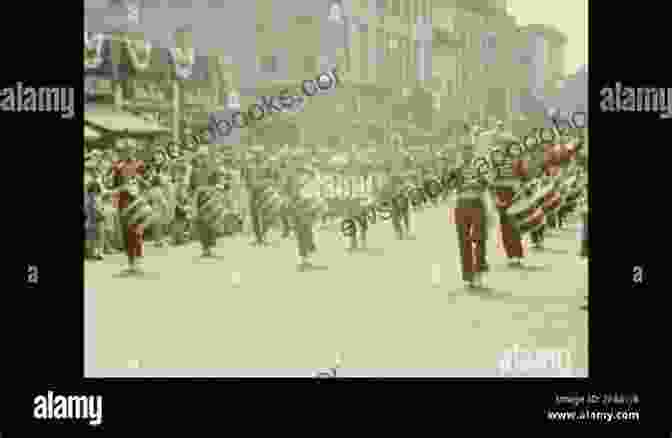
[85,199,588,376]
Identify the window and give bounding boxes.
[353,95,361,113]
[432,93,441,110]
[428,75,442,91]
[399,37,408,81]
[377,29,385,65]
[258,55,277,73]
[304,55,317,74]
[388,0,399,16]
[445,79,453,97]
[486,34,497,50]
[376,0,387,16]
[328,2,343,22]
[360,27,369,80]
[296,16,314,25]
[126,1,141,24]
[227,92,240,109]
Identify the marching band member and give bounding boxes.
[172,180,192,246]
[146,173,171,247]
[380,166,410,241]
[541,140,563,231]
[522,145,546,250]
[449,139,493,289]
[491,136,529,267]
[578,146,589,260]
[288,164,325,271]
[84,180,105,261]
[190,146,220,257]
[111,140,148,273]
[276,157,293,239]
[244,148,272,246]
[218,151,243,235]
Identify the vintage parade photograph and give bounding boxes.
[83,0,589,378]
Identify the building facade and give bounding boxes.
[516,24,567,105]
[430,0,519,142]
[511,24,567,133]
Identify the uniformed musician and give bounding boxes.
[380,165,411,241]
[287,164,324,270]
[111,139,148,273]
[244,148,272,246]
[449,139,493,289]
[490,135,529,267]
[190,147,218,256]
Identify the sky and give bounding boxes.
[508,0,587,76]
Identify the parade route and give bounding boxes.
[85,201,588,376]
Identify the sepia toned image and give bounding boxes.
[84,0,588,378]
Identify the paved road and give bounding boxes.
[85,199,588,376]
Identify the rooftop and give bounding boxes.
[519,24,568,45]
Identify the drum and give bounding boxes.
[558,176,576,195]
[562,187,584,213]
[541,190,562,215]
[509,180,551,210]
[258,186,288,218]
[198,188,230,227]
[507,194,547,235]
[123,196,159,229]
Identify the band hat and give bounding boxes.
[167,148,181,159]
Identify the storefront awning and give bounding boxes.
[85,105,170,135]
[85,126,101,140]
